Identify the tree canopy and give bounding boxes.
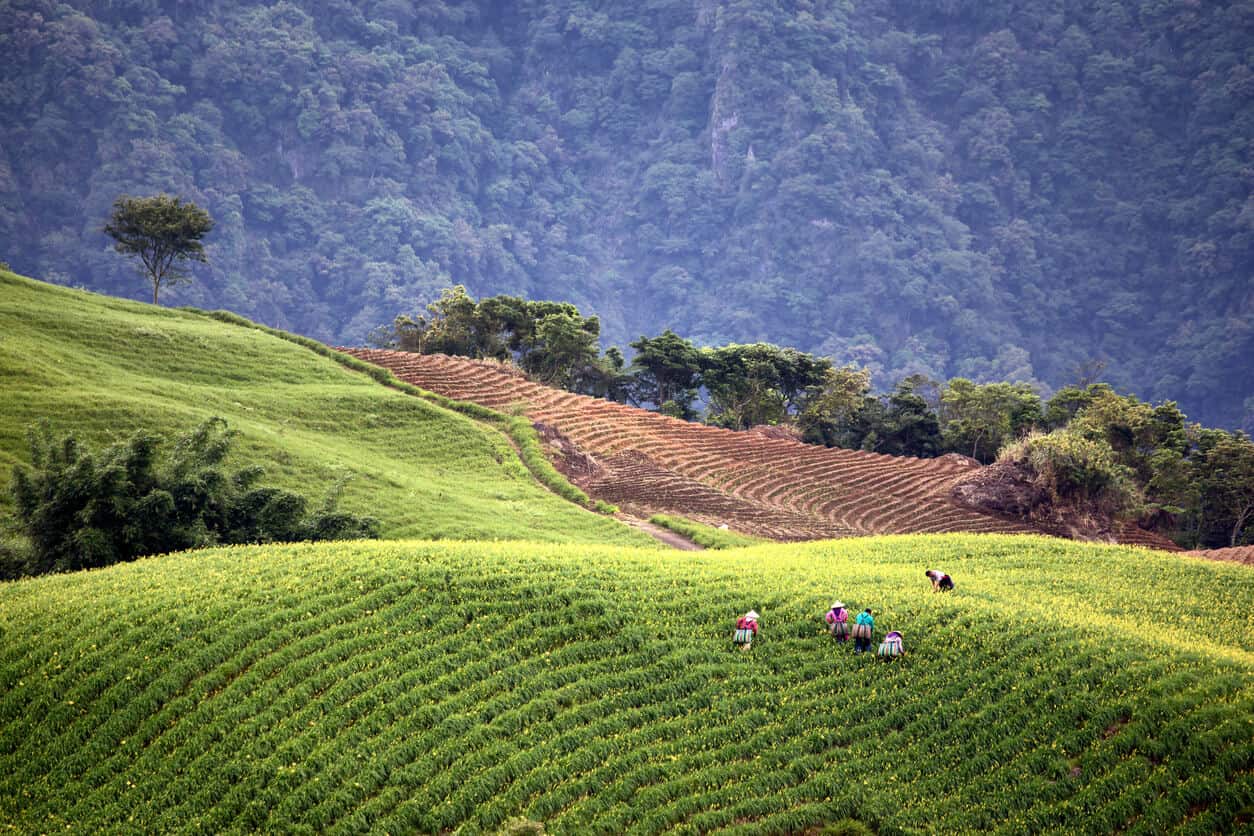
[103,194,213,304]
[9,418,379,577]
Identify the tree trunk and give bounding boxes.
[1231,505,1252,547]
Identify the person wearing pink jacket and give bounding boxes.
[734,610,760,651]
[824,601,849,642]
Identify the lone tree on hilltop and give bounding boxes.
[104,194,213,304]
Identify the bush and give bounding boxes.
[9,418,379,576]
[0,538,30,580]
[999,430,1141,517]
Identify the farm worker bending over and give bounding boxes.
[878,630,904,660]
[852,608,875,654]
[734,610,760,651]
[825,601,849,641]
[925,569,954,592]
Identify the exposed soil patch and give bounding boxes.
[949,460,1045,519]
[937,452,983,469]
[533,421,604,486]
[1185,545,1254,565]
[1103,716,1130,739]
[747,423,803,442]
[620,516,705,551]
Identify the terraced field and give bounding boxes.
[343,350,1177,549]
[1,535,1249,833]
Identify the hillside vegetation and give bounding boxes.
[0,270,650,548]
[0,535,1249,832]
[341,349,1194,552]
[2,0,1250,429]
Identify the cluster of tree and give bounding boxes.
[2,0,1250,431]
[806,377,1254,549]
[373,289,834,427]
[4,418,379,579]
[379,287,1253,549]
[995,389,1254,549]
[375,285,613,391]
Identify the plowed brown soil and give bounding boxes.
[1185,546,1254,565]
[343,349,1179,549]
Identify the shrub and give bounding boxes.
[0,538,30,580]
[999,430,1141,517]
[9,418,379,576]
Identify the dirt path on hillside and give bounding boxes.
[621,516,705,550]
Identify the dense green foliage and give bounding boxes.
[378,284,609,390]
[103,193,213,304]
[9,418,380,577]
[0,535,1249,831]
[0,270,653,552]
[2,0,1250,430]
[998,429,1141,520]
[804,378,1254,548]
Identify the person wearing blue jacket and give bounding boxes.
[852,607,875,654]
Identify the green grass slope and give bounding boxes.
[0,270,650,546]
[1,534,1248,833]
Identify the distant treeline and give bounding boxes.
[374,287,1253,550]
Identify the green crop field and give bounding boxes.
[0,270,650,547]
[1,534,1249,833]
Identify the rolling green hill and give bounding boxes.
[0,534,1249,833]
[0,269,651,547]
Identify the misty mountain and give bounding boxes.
[1,0,1250,428]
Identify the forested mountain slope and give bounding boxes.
[2,0,1251,429]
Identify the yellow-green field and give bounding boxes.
[0,270,650,547]
[1,534,1249,833]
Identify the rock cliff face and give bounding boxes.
[950,461,1047,521]
[949,461,1179,550]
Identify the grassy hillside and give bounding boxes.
[1,534,1248,833]
[0,270,650,547]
